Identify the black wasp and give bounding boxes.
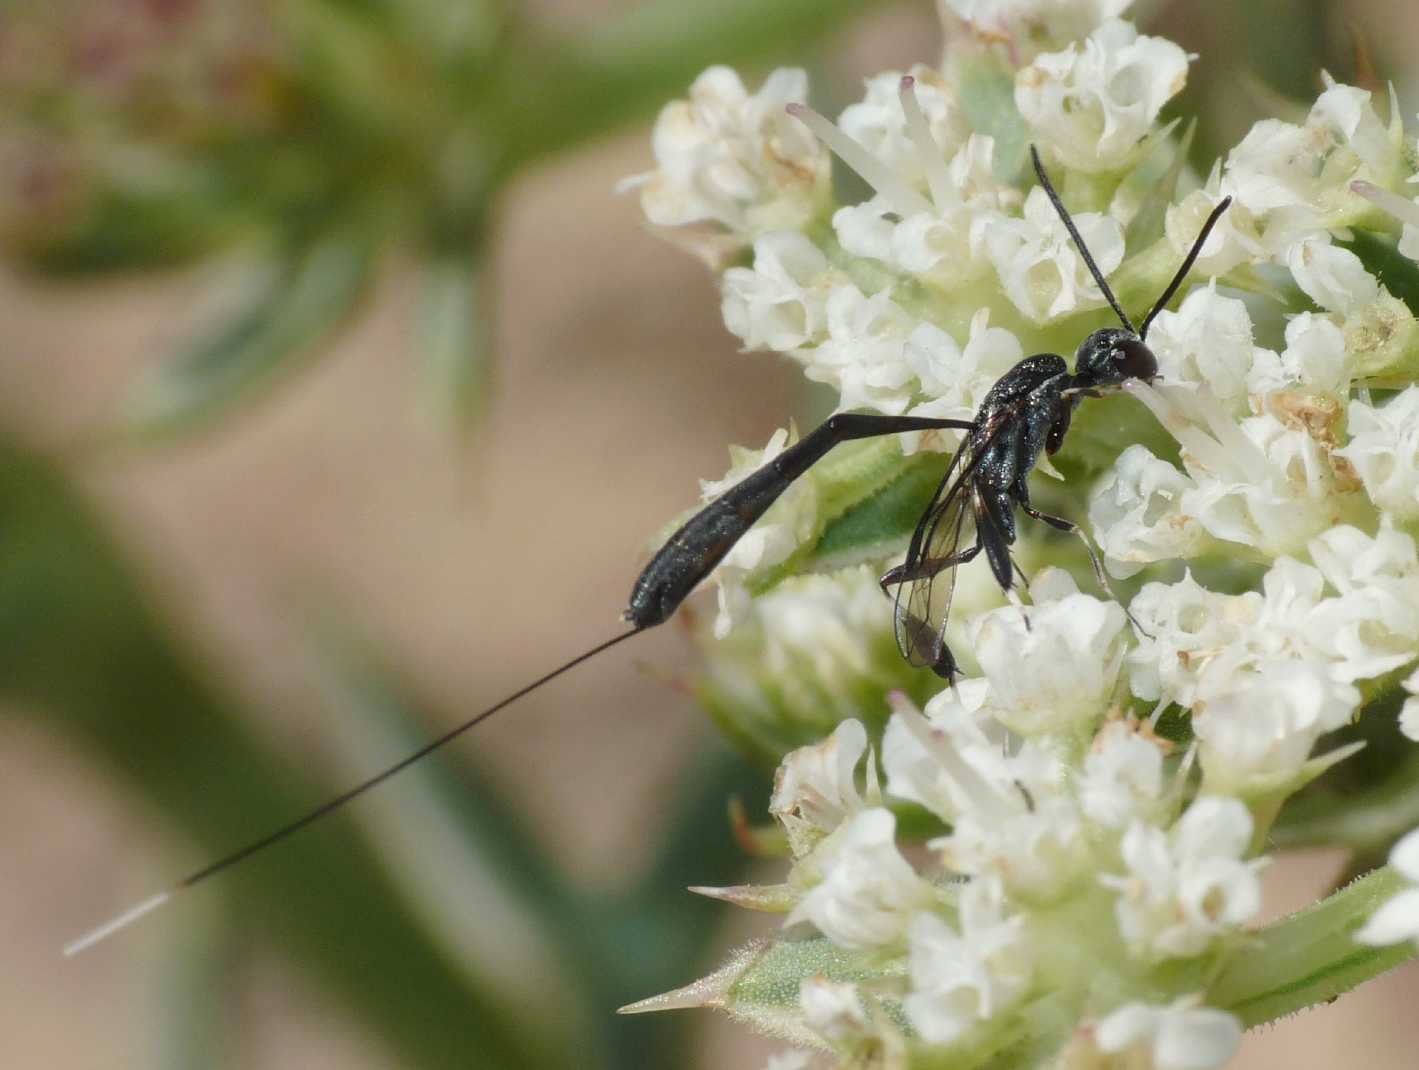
[67,146,1231,953]
[629,146,1231,679]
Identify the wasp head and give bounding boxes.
[1072,327,1157,388]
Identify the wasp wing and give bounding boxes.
[883,414,1010,678]
[887,457,973,675]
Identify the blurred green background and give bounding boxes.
[2,1,1419,1067]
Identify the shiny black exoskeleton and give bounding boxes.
[950,327,1160,590]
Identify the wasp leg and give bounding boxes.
[878,543,981,592]
[1011,557,1031,592]
[1010,553,1033,633]
[1021,505,1150,638]
[975,495,1015,591]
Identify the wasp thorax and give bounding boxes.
[1073,327,1158,386]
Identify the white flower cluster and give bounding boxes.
[625,66,830,264]
[639,0,1196,428]
[628,0,1419,1065]
[749,571,1250,1063]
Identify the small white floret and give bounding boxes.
[632,67,829,243]
[970,574,1127,736]
[1336,387,1419,522]
[1287,238,1381,317]
[1103,796,1263,959]
[785,809,933,949]
[762,1051,814,1070]
[720,232,833,354]
[1089,444,1209,578]
[980,186,1125,322]
[771,719,877,857]
[1094,997,1243,1070]
[1145,284,1275,411]
[1079,720,1168,829]
[904,878,1032,1045]
[799,977,869,1041]
[943,0,1135,51]
[1015,19,1189,173]
[1401,668,1419,743]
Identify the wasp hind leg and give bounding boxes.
[1022,505,1149,638]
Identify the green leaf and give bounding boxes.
[123,231,376,439]
[748,445,944,597]
[299,618,769,1070]
[811,453,944,566]
[308,624,601,1043]
[591,740,770,1067]
[24,167,239,274]
[376,0,506,68]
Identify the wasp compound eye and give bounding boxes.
[1113,338,1158,382]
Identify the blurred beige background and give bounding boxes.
[2,2,1419,1067]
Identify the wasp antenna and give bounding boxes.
[1028,144,1137,335]
[1139,195,1233,340]
[62,627,646,954]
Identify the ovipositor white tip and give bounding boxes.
[63,891,172,957]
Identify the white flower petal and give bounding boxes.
[1389,827,1419,883]
[1096,999,1242,1070]
[800,977,868,1040]
[786,809,932,949]
[1016,19,1189,173]
[905,879,1032,1043]
[637,67,828,245]
[1288,238,1380,317]
[1336,387,1419,522]
[1355,887,1419,946]
[771,719,873,856]
[972,580,1127,735]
